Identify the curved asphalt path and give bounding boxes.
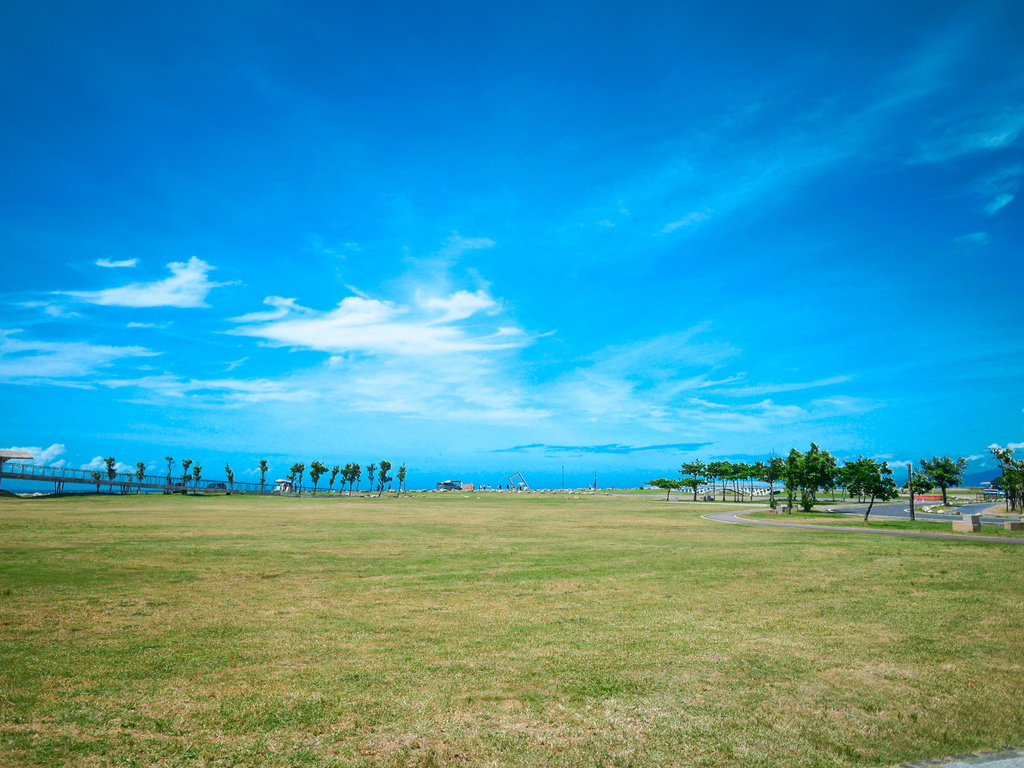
[832,501,1008,524]
[703,507,1024,544]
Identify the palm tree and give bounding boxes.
[365,463,376,496]
[258,460,269,493]
[105,456,117,494]
[309,461,327,494]
[376,461,392,497]
[135,462,146,493]
[165,456,174,490]
[181,459,193,491]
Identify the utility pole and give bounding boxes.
[907,462,915,521]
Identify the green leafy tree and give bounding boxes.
[309,461,328,494]
[797,443,836,512]
[648,478,680,501]
[397,463,407,494]
[831,465,846,501]
[989,445,1023,512]
[763,455,786,509]
[783,449,802,512]
[165,456,174,489]
[192,464,203,490]
[705,461,727,501]
[843,457,899,522]
[366,463,377,495]
[376,461,392,496]
[919,456,968,506]
[258,460,269,493]
[296,463,306,493]
[90,471,103,492]
[329,465,341,493]
[727,462,750,501]
[105,456,117,493]
[680,460,707,501]
[135,462,146,493]
[290,463,303,494]
[181,459,193,489]
[906,470,934,496]
[353,463,362,493]
[751,461,767,502]
[225,463,234,491]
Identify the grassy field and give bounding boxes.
[2,492,1023,767]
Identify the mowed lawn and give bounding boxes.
[1,493,1023,767]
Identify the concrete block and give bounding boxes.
[1005,521,1023,531]
[953,515,981,533]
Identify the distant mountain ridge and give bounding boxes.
[962,469,1000,486]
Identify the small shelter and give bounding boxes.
[0,450,34,491]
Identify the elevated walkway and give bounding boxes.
[0,462,273,495]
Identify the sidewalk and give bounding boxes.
[900,748,1024,767]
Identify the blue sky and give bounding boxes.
[2,0,1022,489]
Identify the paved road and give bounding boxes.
[832,501,1011,524]
[702,508,1024,544]
[900,748,1024,767]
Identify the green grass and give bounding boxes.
[2,492,1024,767]
[744,509,1024,537]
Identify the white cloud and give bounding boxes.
[1009,442,1024,450]
[228,291,526,357]
[20,301,80,319]
[911,109,1024,164]
[420,290,498,322]
[228,296,308,323]
[60,257,231,308]
[80,456,133,473]
[985,194,1014,214]
[536,328,869,439]
[96,258,138,268]
[436,233,495,262]
[661,210,710,233]
[707,375,853,397]
[0,329,159,383]
[4,443,66,467]
[127,321,172,329]
[953,232,989,246]
[967,454,986,461]
[100,374,312,403]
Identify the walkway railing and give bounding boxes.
[0,462,277,494]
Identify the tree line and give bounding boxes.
[650,445,983,521]
[87,456,409,496]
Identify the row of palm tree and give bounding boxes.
[283,460,408,496]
